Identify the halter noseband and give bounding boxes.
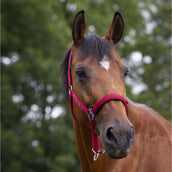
[68,50,128,161]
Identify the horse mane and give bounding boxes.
[61,48,71,101]
[61,33,113,101]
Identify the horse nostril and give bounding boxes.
[131,125,134,129]
[106,127,117,143]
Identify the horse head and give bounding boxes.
[64,11,135,159]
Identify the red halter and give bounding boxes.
[68,50,128,161]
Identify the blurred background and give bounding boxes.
[1,0,171,171]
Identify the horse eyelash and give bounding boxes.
[125,69,129,75]
[123,68,129,77]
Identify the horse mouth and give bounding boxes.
[103,143,132,159]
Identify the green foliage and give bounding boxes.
[1,0,171,171]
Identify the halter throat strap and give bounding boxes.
[68,50,128,161]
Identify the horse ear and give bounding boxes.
[105,12,124,44]
[72,10,86,46]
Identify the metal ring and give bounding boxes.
[88,109,95,120]
[68,85,73,94]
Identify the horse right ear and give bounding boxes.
[72,10,86,46]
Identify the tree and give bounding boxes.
[2,0,80,171]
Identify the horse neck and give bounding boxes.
[73,118,93,171]
[127,98,170,134]
[127,98,155,133]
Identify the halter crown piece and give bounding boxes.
[68,50,128,161]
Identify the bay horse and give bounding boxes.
[61,10,171,172]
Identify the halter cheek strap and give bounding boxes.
[68,51,128,161]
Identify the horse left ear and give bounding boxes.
[105,12,124,44]
[72,10,86,46]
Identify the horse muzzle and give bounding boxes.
[100,118,135,159]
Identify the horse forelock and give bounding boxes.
[78,33,113,61]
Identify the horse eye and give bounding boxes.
[75,69,87,79]
[123,68,129,77]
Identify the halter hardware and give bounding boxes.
[69,85,73,94]
[92,148,105,161]
[88,109,95,120]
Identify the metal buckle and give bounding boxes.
[92,148,99,161]
[92,149,105,161]
[69,85,73,94]
[88,109,95,120]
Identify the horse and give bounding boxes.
[61,10,171,172]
